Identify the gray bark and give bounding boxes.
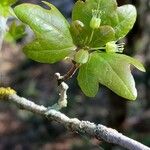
[2,94,149,150]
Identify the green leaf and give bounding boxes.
[72,0,118,47]
[0,5,16,17]
[0,0,17,17]
[72,0,118,28]
[78,52,144,100]
[78,54,99,97]
[70,24,115,47]
[0,0,17,6]
[72,1,137,44]
[23,39,75,64]
[111,54,146,72]
[5,21,26,42]
[114,5,137,39]
[0,5,9,17]
[90,26,116,47]
[14,1,76,63]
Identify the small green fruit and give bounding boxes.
[74,49,89,64]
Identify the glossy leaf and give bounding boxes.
[23,39,75,63]
[14,2,76,63]
[90,26,116,47]
[78,54,99,97]
[110,53,145,72]
[72,0,137,44]
[70,24,115,47]
[72,0,118,47]
[72,0,118,28]
[115,5,137,39]
[78,52,145,100]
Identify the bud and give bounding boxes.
[74,49,89,64]
[90,16,101,29]
[90,9,101,29]
[106,41,125,53]
[106,41,117,53]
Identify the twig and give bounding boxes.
[52,68,77,110]
[53,73,69,110]
[0,89,149,150]
[57,63,79,84]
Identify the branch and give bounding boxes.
[0,89,149,150]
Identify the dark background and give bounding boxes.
[0,0,150,149]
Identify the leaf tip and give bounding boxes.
[140,66,146,72]
[127,88,137,101]
[133,61,146,72]
[129,94,137,101]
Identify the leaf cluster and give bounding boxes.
[14,0,145,100]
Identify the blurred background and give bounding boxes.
[0,0,150,149]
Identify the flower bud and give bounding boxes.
[74,49,89,64]
[106,41,118,53]
[106,41,125,53]
[90,16,101,29]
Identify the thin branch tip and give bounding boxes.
[53,72,69,109]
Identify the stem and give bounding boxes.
[88,29,95,45]
[90,47,106,50]
[57,63,80,84]
[97,0,100,10]
[63,64,79,80]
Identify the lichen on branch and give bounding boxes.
[1,90,149,150]
[0,87,16,99]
